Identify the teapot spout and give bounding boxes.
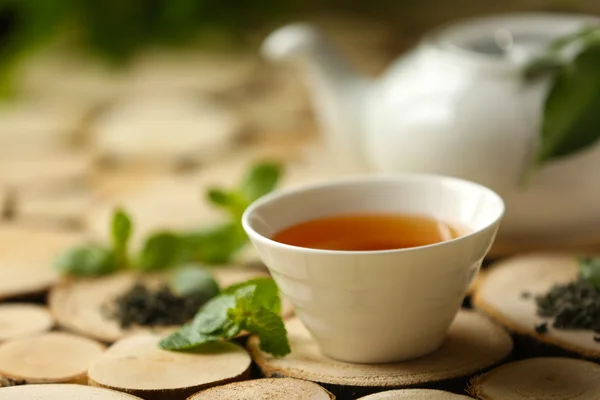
[262,23,372,171]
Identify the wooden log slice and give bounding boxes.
[49,268,293,343]
[187,377,335,400]
[14,187,90,230]
[20,50,126,103]
[0,383,143,398]
[0,304,54,342]
[472,253,600,359]
[247,311,512,399]
[0,226,81,300]
[0,100,91,157]
[0,187,8,217]
[123,52,256,95]
[88,94,241,165]
[0,152,90,191]
[469,357,600,399]
[0,331,105,384]
[88,333,252,400]
[357,389,473,399]
[488,233,600,260]
[85,175,224,250]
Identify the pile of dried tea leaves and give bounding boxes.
[0,377,26,388]
[107,283,211,329]
[535,277,600,334]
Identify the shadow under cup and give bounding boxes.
[242,175,505,364]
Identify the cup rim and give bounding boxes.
[242,173,505,255]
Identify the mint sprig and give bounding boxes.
[54,161,283,277]
[207,162,283,221]
[159,277,290,357]
[54,208,131,276]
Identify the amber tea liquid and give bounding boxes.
[272,213,462,251]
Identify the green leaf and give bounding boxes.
[204,162,282,222]
[239,162,283,203]
[523,55,565,81]
[191,294,237,334]
[532,45,600,168]
[221,319,242,339]
[207,189,233,207]
[159,292,240,351]
[206,188,247,220]
[245,307,290,357]
[180,223,247,265]
[550,25,600,53]
[159,325,222,351]
[112,208,132,266]
[579,257,600,289]
[54,245,118,276]
[168,264,220,298]
[223,277,281,314]
[137,231,182,271]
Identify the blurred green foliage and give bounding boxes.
[0,0,590,97]
[0,0,297,60]
[0,0,296,95]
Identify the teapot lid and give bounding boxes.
[426,12,600,69]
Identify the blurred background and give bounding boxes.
[0,0,599,247]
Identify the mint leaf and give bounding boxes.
[579,257,600,288]
[223,277,281,314]
[207,189,233,207]
[221,320,242,339]
[159,293,240,351]
[206,189,247,220]
[137,231,182,271]
[181,223,247,265]
[522,39,600,186]
[159,325,222,351]
[240,162,282,203]
[245,307,290,357]
[54,245,117,276]
[550,25,600,53]
[112,208,132,266]
[205,162,282,221]
[169,264,220,298]
[191,294,237,334]
[226,279,289,356]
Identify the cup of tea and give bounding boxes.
[242,174,504,364]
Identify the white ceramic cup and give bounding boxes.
[242,174,504,364]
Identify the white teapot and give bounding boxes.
[262,13,600,245]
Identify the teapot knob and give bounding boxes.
[261,23,323,61]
